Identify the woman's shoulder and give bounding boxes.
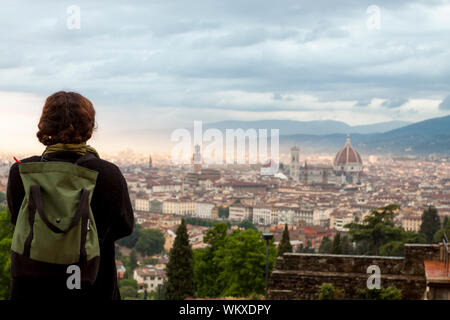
[20,155,42,163]
[83,156,125,178]
[8,155,41,175]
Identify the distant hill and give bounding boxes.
[205,120,410,135]
[280,115,450,155]
[124,115,449,156]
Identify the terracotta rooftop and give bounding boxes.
[424,260,450,284]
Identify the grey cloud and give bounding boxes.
[439,95,450,110]
[355,99,373,107]
[381,98,408,109]
[0,0,449,124]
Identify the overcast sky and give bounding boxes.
[1,0,450,153]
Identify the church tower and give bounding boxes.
[193,144,202,173]
[290,146,300,181]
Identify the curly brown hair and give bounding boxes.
[37,91,96,145]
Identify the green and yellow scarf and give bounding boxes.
[43,143,100,158]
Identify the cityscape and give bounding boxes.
[2,131,449,299]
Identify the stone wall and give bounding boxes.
[268,244,439,300]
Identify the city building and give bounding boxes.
[253,205,273,225]
[195,202,216,219]
[135,197,150,212]
[229,203,253,222]
[402,213,422,232]
[133,266,166,293]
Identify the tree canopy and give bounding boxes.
[118,223,143,248]
[346,205,425,256]
[193,223,276,298]
[319,236,333,254]
[433,216,450,243]
[218,206,229,219]
[237,219,257,230]
[419,206,441,243]
[135,228,165,257]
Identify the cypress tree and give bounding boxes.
[304,240,314,253]
[277,224,293,256]
[419,207,441,243]
[165,219,194,300]
[319,236,333,253]
[443,216,449,228]
[331,233,342,254]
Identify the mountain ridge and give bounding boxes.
[279,115,450,155]
[205,119,410,135]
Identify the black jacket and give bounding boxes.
[7,151,134,300]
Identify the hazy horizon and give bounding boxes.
[0,112,438,155]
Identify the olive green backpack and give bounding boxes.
[11,153,101,284]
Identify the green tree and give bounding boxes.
[277,224,292,256]
[118,223,143,248]
[379,231,426,256]
[156,282,167,300]
[193,223,228,297]
[443,216,449,228]
[419,207,441,243]
[0,208,13,300]
[120,286,138,299]
[165,219,194,300]
[129,249,138,272]
[340,235,354,254]
[135,228,165,257]
[331,233,342,254]
[238,219,257,230]
[119,278,139,290]
[379,241,405,256]
[215,229,276,297]
[218,206,229,219]
[0,192,6,203]
[433,217,450,243]
[184,217,231,228]
[297,240,315,253]
[318,236,333,253]
[346,205,404,255]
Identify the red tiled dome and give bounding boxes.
[334,135,362,166]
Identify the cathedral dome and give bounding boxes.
[333,135,362,169]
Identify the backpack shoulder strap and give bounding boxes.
[74,152,97,165]
[40,152,97,165]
